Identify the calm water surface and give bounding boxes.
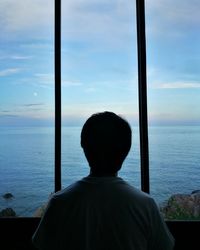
[0,126,200,216]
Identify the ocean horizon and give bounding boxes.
[0,125,200,216]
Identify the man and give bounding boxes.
[33,111,174,250]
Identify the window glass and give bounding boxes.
[146,0,200,219]
[61,0,140,188]
[0,0,54,217]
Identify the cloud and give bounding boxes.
[154,82,200,89]
[84,87,97,93]
[0,103,53,121]
[1,0,199,44]
[23,103,44,107]
[0,114,54,127]
[34,73,54,87]
[0,54,32,60]
[0,68,21,77]
[20,43,53,50]
[62,80,82,87]
[0,114,19,118]
[0,0,137,51]
[146,0,200,37]
[0,0,53,37]
[33,73,83,88]
[61,0,136,49]
[0,0,135,47]
[11,55,32,60]
[148,0,200,23]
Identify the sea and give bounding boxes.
[0,126,200,217]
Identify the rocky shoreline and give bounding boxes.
[0,192,50,217]
[161,190,200,220]
[1,191,200,219]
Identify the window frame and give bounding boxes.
[0,1,199,232]
[1,1,200,249]
[54,0,62,192]
[54,0,150,194]
[136,0,149,193]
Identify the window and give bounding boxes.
[1,0,199,221]
[0,0,54,217]
[146,0,200,220]
[0,0,141,217]
[61,0,140,190]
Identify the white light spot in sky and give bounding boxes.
[33,92,38,97]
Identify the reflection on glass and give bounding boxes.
[61,1,140,188]
[0,0,54,217]
[146,0,200,220]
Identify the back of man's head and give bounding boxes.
[81,111,132,175]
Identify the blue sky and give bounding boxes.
[0,0,200,126]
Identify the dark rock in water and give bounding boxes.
[2,193,14,199]
[0,208,16,217]
[191,190,200,194]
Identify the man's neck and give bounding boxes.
[89,171,118,177]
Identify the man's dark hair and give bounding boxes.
[81,111,132,174]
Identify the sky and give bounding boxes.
[0,0,200,127]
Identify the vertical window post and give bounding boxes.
[55,0,62,192]
[136,0,150,193]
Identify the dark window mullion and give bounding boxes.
[136,0,150,193]
[54,0,62,192]
[54,0,149,193]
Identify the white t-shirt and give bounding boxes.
[32,176,174,250]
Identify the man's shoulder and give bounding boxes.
[116,179,154,205]
[52,180,84,201]
[51,176,155,208]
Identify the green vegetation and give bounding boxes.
[161,196,200,220]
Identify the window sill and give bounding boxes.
[0,218,199,250]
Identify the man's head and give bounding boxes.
[81,111,132,175]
